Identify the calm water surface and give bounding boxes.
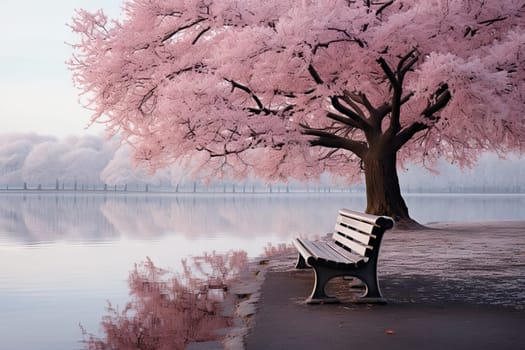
[0,192,524,349]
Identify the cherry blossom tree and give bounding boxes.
[69,0,525,224]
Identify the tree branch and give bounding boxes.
[392,122,428,150]
[226,79,264,111]
[422,83,451,120]
[393,84,451,150]
[309,28,367,51]
[326,112,361,128]
[376,91,414,120]
[342,90,372,118]
[479,16,507,26]
[312,38,365,54]
[377,57,399,91]
[308,64,324,84]
[302,128,368,158]
[397,49,419,80]
[166,64,200,80]
[376,1,394,16]
[161,18,206,43]
[138,86,157,115]
[378,56,403,135]
[330,96,371,131]
[192,27,211,45]
[379,51,419,137]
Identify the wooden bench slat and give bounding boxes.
[301,239,349,266]
[333,232,370,256]
[340,208,394,230]
[334,222,373,245]
[309,240,340,261]
[298,239,331,260]
[311,240,353,265]
[292,238,314,263]
[336,215,375,236]
[297,238,361,267]
[325,241,366,264]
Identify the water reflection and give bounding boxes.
[0,193,368,244]
[0,194,116,243]
[1,193,524,245]
[81,251,247,350]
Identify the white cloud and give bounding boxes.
[23,136,113,185]
[0,133,185,188]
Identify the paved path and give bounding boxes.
[244,222,525,349]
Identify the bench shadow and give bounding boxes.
[382,274,523,308]
[314,273,524,309]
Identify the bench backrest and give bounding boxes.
[332,208,394,258]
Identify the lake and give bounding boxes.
[0,192,524,349]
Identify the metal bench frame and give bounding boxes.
[293,209,394,304]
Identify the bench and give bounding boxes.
[292,208,394,304]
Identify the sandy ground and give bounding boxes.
[190,221,525,349]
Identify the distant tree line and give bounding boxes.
[0,180,358,193]
[1,180,523,194]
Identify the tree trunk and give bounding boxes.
[363,147,417,227]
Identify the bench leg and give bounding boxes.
[357,270,386,303]
[295,254,310,269]
[363,278,381,299]
[306,265,340,304]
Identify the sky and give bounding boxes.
[0,0,123,137]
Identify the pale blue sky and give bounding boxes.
[0,0,123,137]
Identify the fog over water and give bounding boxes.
[0,133,524,192]
[1,193,524,247]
